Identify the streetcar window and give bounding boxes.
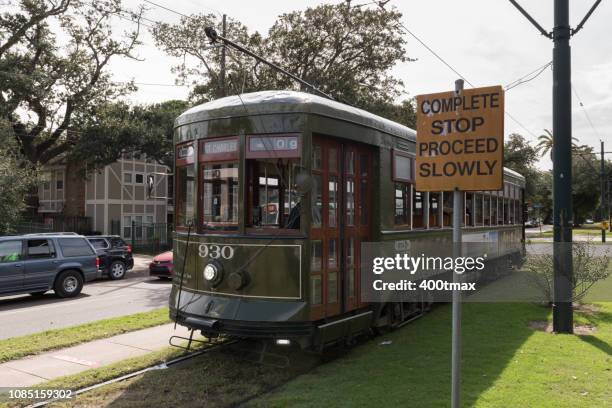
[328,272,338,304]
[248,159,300,229]
[329,176,338,228]
[328,239,337,268]
[360,178,369,226]
[490,193,497,225]
[483,194,491,225]
[392,151,414,227]
[514,198,520,224]
[311,241,322,271]
[413,190,423,228]
[312,145,322,170]
[347,237,355,298]
[497,192,504,225]
[176,165,195,227]
[465,193,473,226]
[201,163,239,230]
[311,275,322,305]
[393,153,414,182]
[491,193,499,225]
[345,151,354,174]
[474,193,483,226]
[394,183,411,226]
[176,142,196,229]
[312,174,322,228]
[429,192,441,228]
[346,179,355,226]
[442,191,455,227]
[504,197,511,224]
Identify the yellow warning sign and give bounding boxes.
[416,85,504,191]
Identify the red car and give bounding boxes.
[149,251,173,279]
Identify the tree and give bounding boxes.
[535,129,553,159]
[572,145,601,224]
[504,133,540,198]
[151,3,416,127]
[0,119,38,233]
[502,133,554,221]
[535,128,579,159]
[263,4,410,116]
[0,0,144,166]
[69,100,190,171]
[152,12,263,101]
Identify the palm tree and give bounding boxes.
[536,129,580,160]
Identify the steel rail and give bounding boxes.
[27,339,238,408]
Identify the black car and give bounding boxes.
[86,236,134,280]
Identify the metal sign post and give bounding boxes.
[416,80,504,408]
[451,79,464,408]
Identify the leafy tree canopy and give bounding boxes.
[504,133,540,197]
[0,0,145,167]
[69,100,190,171]
[0,118,38,233]
[152,3,416,127]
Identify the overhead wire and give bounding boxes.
[0,69,189,87]
[504,61,552,91]
[377,1,538,138]
[571,83,601,139]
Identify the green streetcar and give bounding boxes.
[169,90,526,349]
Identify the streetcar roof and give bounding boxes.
[176,90,525,184]
[175,90,417,142]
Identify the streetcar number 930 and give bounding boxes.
[198,244,235,259]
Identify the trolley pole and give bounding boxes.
[551,0,573,333]
[451,79,464,408]
[220,14,227,98]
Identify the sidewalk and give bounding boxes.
[0,323,191,388]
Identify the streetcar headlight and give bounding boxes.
[203,264,218,281]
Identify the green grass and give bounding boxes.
[248,302,612,408]
[0,308,169,363]
[4,341,321,408]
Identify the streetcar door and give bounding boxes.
[310,137,341,319]
[310,137,373,320]
[342,145,372,313]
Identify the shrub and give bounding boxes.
[524,241,609,303]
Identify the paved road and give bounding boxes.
[525,224,553,235]
[0,256,173,340]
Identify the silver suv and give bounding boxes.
[0,235,101,298]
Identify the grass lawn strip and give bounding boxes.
[0,307,169,363]
[0,340,322,408]
[247,301,611,408]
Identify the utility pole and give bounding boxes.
[601,141,606,242]
[609,178,612,232]
[551,0,573,334]
[220,14,227,98]
[509,0,602,334]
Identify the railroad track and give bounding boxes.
[24,311,429,407]
[27,339,238,408]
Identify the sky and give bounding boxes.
[104,0,612,170]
